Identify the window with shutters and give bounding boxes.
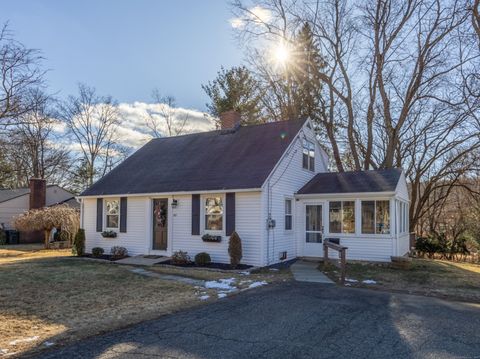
[104,199,120,230]
[204,196,224,231]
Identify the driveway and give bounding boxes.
[33,282,480,359]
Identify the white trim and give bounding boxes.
[295,192,396,199]
[78,188,261,199]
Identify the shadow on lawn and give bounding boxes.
[24,282,480,359]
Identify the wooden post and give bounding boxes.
[340,249,346,285]
[323,241,328,267]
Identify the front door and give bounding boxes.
[304,204,324,257]
[152,199,168,251]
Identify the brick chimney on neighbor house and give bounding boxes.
[219,110,242,130]
[29,178,47,210]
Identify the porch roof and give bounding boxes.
[297,168,402,195]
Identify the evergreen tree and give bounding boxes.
[202,66,263,125]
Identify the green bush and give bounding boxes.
[171,250,190,264]
[110,246,128,259]
[92,247,104,257]
[72,229,85,256]
[228,231,242,268]
[0,229,6,245]
[195,252,211,266]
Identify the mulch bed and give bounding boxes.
[81,254,128,262]
[161,260,252,270]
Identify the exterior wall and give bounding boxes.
[261,121,328,266]
[170,192,263,266]
[0,195,29,229]
[296,195,397,262]
[0,186,75,230]
[83,196,150,255]
[82,191,263,266]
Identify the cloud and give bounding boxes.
[230,5,272,29]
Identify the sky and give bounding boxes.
[1,0,244,111]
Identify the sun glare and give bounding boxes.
[273,42,291,67]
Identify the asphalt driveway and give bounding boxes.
[32,282,480,359]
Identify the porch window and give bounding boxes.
[105,199,119,229]
[205,197,223,231]
[302,140,315,171]
[361,200,390,234]
[285,199,293,230]
[329,201,355,234]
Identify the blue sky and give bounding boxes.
[2,0,243,111]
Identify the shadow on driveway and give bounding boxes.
[31,282,480,358]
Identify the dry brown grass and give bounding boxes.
[0,244,71,264]
[322,258,480,303]
[0,257,202,357]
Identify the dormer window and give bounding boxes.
[302,140,315,171]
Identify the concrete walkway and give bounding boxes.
[129,268,205,286]
[116,255,170,266]
[290,260,334,284]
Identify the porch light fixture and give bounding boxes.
[171,199,178,208]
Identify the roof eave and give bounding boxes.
[294,191,396,198]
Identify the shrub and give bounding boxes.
[110,246,128,259]
[195,252,211,266]
[72,229,85,256]
[171,250,190,264]
[228,231,242,268]
[0,229,6,245]
[92,247,104,257]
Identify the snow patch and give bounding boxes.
[248,281,268,289]
[362,279,377,284]
[199,295,210,301]
[345,278,358,283]
[204,278,237,291]
[240,271,250,275]
[217,292,228,299]
[9,336,39,346]
[43,341,55,347]
[269,268,279,271]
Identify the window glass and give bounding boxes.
[306,205,322,243]
[205,197,223,231]
[361,201,375,234]
[105,199,119,229]
[329,201,341,233]
[343,201,355,233]
[285,199,292,230]
[376,201,390,234]
[302,140,315,171]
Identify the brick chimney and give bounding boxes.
[219,110,242,130]
[29,178,46,210]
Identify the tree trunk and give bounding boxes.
[44,229,51,249]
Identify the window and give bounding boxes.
[285,199,293,230]
[361,200,390,234]
[205,197,223,231]
[329,201,355,234]
[302,140,315,171]
[105,199,119,229]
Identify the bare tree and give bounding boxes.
[5,89,70,187]
[0,23,45,132]
[473,0,480,41]
[144,89,189,137]
[59,84,124,188]
[231,0,480,232]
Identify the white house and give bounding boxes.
[78,112,409,266]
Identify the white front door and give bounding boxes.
[304,203,324,257]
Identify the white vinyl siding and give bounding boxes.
[262,121,328,265]
[171,192,263,266]
[83,197,149,255]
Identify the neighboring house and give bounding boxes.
[78,112,410,266]
[0,179,79,242]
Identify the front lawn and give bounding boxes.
[323,258,480,303]
[0,257,205,357]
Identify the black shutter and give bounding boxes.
[191,194,200,235]
[226,192,236,236]
[120,197,127,233]
[96,198,103,232]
